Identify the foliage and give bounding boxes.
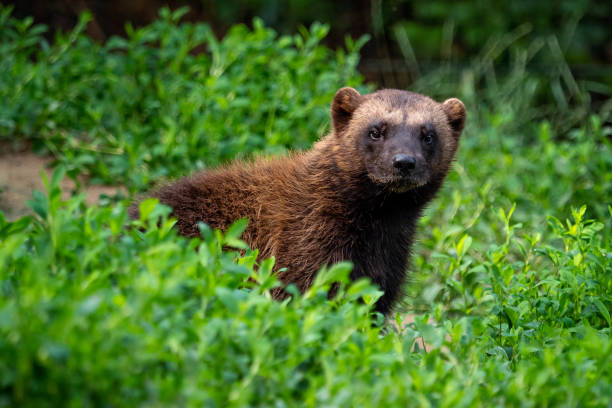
[385,0,612,138]
[389,0,610,64]
[408,115,612,314]
[0,5,367,189]
[0,5,611,407]
[0,170,610,406]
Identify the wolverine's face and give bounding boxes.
[330,87,466,192]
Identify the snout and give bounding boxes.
[392,154,416,175]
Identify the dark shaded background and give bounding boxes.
[6,0,612,107]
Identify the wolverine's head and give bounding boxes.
[330,87,466,192]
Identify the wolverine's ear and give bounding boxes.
[442,98,466,136]
[331,87,362,135]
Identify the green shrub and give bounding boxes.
[408,114,612,315]
[0,169,610,406]
[418,113,612,246]
[0,6,367,189]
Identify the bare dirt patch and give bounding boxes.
[0,151,125,221]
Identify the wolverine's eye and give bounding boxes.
[422,131,435,146]
[369,128,381,140]
[369,125,385,141]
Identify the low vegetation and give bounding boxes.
[0,6,610,406]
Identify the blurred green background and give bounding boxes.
[8,0,612,101]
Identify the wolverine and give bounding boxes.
[130,87,466,315]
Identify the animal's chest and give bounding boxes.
[351,209,416,270]
[251,192,419,305]
[344,205,419,313]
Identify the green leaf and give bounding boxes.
[592,298,611,327]
[313,261,353,288]
[50,165,66,191]
[0,216,32,238]
[225,218,247,239]
[503,305,519,328]
[26,190,48,219]
[215,287,247,314]
[138,198,160,221]
[456,234,472,258]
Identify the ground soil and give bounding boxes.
[0,150,124,221]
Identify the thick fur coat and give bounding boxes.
[130,88,466,314]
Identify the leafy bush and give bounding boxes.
[408,114,612,315]
[0,6,367,189]
[418,113,612,247]
[0,170,610,406]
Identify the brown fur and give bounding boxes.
[130,88,466,315]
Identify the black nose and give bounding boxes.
[393,154,416,172]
